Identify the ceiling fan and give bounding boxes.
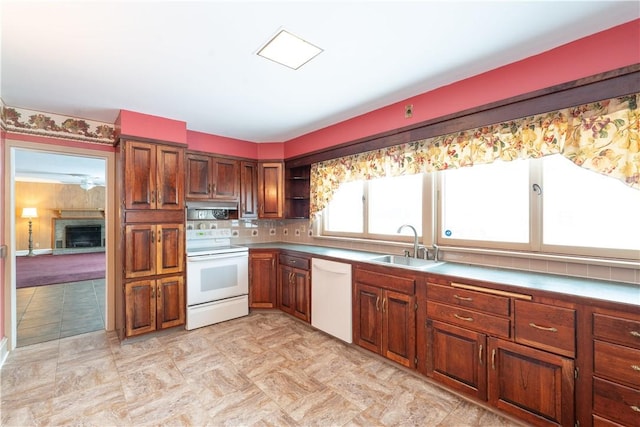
[16,170,105,189]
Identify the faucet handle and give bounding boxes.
[403,249,411,257]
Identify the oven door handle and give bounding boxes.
[187,253,248,262]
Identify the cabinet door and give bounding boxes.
[292,268,310,322]
[258,162,284,218]
[125,279,156,337]
[156,145,184,210]
[488,337,574,427]
[279,265,295,314]
[427,320,487,399]
[240,161,259,218]
[185,153,212,199]
[156,224,184,275]
[383,290,416,368]
[249,251,277,308]
[354,282,383,355]
[124,224,156,279]
[124,141,157,209]
[212,157,239,199]
[156,275,185,330]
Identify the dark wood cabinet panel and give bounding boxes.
[125,279,156,337]
[156,145,184,210]
[185,154,211,199]
[258,162,284,218]
[427,282,510,316]
[156,224,184,275]
[124,141,184,210]
[285,164,310,219]
[124,224,156,279]
[353,267,416,368]
[124,141,156,210]
[185,153,239,200]
[515,300,576,358]
[278,263,310,322]
[249,250,277,309]
[488,337,574,427]
[427,320,487,400]
[157,276,185,330]
[240,161,259,218]
[593,377,640,427]
[354,283,383,355]
[427,301,510,339]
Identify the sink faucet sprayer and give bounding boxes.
[397,224,419,258]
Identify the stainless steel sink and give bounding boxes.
[369,255,442,270]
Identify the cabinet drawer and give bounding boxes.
[354,268,415,295]
[427,283,510,316]
[594,340,640,388]
[427,301,510,339]
[514,300,575,358]
[594,313,640,349]
[593,377,640,427]
[279,254,309,270]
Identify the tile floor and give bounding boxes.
[1,311,527,426]
[16,279,106,347]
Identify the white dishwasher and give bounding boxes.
[311,258,352,343]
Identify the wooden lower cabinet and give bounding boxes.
[249,250,277,308]
[487,337,575,427]
[278,264,310,322]
[353,268,416,368]
[427,319,487,399]
[125,275,185,337]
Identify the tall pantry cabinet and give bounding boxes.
[115,139,186,339]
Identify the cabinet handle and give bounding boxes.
[212,183,217,194]
[491,348,496,370]
[151,287,155,299]
[479,344,483,365]
[157,286,161,298]
[453,294,473,302]
[529,322,558,333]
[376,296,380,312]
[454,313,474,322]
[383,298,387,313]
[158,232,161,243]
[158,192,162,204]
[631,331,640,338]
[207,183,212,194]
[151,230,155,241]
[631,405,640,413]
[631,365,640,372]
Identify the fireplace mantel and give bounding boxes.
[55,208,104,218]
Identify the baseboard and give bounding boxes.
[15,249,53,256]
[0,337,8,368]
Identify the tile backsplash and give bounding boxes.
[191,218,640,285]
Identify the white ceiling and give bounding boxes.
[1,1,638,144]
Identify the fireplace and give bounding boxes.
[65,225,102,248]
[53,218,105,254]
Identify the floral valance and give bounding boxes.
[310,93,639,218]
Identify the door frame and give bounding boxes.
[3,138,116,351]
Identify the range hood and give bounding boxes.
[186,200,239,210]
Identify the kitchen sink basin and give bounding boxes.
[369,255,442,270]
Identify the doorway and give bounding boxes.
[4,140,115,351]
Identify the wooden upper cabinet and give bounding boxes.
[240,161,259,219]
[258,162,284,219]
[124,141,184,210]
[185,152,239,200]
[156,145,184,210]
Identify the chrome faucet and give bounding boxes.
[397,224,419,258]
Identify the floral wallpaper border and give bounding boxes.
[1,101,115,145]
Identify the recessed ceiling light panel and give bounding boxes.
[257,29,322,70]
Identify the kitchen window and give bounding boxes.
[439,154,640,260]
[322,174,424,240]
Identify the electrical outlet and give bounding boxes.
[269,228,276,236]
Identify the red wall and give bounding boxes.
[283,19,640,158]
[117,110,187,145]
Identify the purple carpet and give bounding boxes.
[16,252,105,288]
